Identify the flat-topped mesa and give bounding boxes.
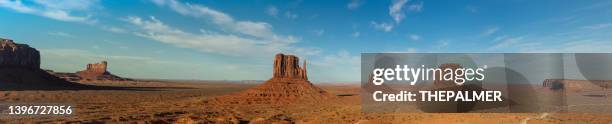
[73,60,131,81]
[76,60,110,79]
[272,53,308,80]
[85,61,108,74]
[0,38,40,69]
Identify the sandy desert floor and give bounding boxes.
[1,81,612,124]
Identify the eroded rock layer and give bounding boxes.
[273,53,308,80]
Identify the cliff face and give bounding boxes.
[0,38,40,69]
[273,53,308,80]
[0,38,87,90]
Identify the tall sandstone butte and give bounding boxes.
[0,38,40,69]
[273,53,307,80]
[0,38,84,90]
[212,53,332,105]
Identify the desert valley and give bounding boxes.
[2,38,612,124]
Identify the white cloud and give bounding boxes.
[123,16,315,58]
[409,34,420,40]
[483,26,500,36]
[389,0,409,23]
[150,0,294,43]
[347,0,363,10]
[371,21,394,32]
[33,0,99,10]
[408,1,423,12]
[266,6,278,16]
[0,0,97,24]
[488,36,524,50]
[352,31,361,38]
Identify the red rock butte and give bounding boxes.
[0,38,40,69]
[212,53,332,105]
[73,60,131,81]
[1,38,85,90]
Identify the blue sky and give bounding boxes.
[1,0,612,82]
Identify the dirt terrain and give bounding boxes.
[1,81,612,124]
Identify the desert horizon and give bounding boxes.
[3,0,612,124]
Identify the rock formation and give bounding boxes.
[75,61,131,81]
[211,53,332,105]
[543,79,610,91]
[0,38,40,69]
[0,38,86,90]
[273,54,308,80]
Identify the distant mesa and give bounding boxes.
[543,79,611,91]
[0,38,87,90]
[48,60,132,82]
[77,61,132,81]
[211,53,333,105]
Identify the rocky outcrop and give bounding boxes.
[75,61,131,81]
[543,79,610,91]
[0,38,88,90]
[273,53,307,80]
[0,38,40,69]
[211,53,332,105]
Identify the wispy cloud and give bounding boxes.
[371,21,394,32]
[151,0,294,43]
[347,0,363,10]
[389,0,409,23]
[408,1,423,12]
[124,16,290,57]
[482,26,500,36]
[488,36,523,50]
[409,34,421,41]
[0,0,98,24]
